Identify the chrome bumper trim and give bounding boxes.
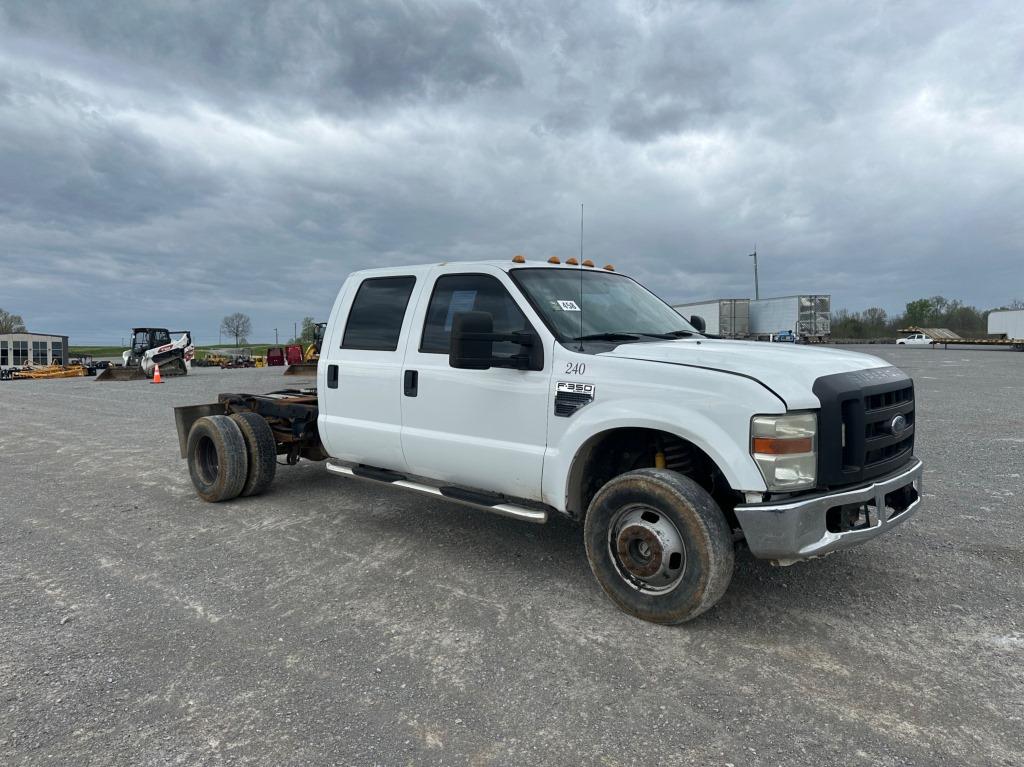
[734,458,924,563]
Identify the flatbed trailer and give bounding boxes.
[928,337,1024,349]
[899,326,1024,350]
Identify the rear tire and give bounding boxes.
[584,468,734,624]
[186,415,248,502]
[229,412,277,497]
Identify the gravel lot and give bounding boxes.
[2,346,1022,766]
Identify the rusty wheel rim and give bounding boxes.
[608,504,687,594]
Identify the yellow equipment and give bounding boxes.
[284,322,327,376]
[8,364,86,380]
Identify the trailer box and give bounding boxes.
[672,299,750,338]
[749,295,831,342]
[988,309,1024,340]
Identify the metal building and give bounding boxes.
[0,331,70,367]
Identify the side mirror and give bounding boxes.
[689,315,706,333]
[449,311,543,371]
[450,311,497,370]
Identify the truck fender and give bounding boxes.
[542,398,771,514]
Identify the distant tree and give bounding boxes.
[220,313,252,347]
[903,299,933,328]
[862,307,887,325]
[300,316,317,345]
[928,296,950,322]
[0,308,26,333]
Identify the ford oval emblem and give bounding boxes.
[890,414,908,435]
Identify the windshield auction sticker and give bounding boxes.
[556,300,581,311]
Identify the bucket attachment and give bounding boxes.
[95,366,148,382]
[283,362,318,377]
[96,357,188,381]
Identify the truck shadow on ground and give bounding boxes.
[280,466,918,633]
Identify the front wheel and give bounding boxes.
[584,468,734,624]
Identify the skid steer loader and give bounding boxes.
[283,322,327,376]
[96,328,194,381]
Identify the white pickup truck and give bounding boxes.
[175,257,923,624]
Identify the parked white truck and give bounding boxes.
[175,258,923,624]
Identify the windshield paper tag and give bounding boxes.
[556,300,581,311]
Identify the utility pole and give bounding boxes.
[749,246,759,300]
[274,328,279,344]
[293,322,298,342]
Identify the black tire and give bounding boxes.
[583,468,734,624]
[229,412,277,497]
[186,415,248,502]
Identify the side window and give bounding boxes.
[421,274,529,356]
[0,340,7,365]
[153,330,171,345]
[342,276,417,351]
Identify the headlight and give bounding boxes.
[751,413,817,491]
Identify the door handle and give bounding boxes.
[404,369,418,397]
[327,364,339,389]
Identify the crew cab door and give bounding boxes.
[318,273,420,471]
[400,268,552,501]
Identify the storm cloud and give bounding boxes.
[1,1,1021,344]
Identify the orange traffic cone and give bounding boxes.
[152,364,163,384]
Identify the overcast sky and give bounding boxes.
[1,1,1021,344]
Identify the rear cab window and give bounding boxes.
[342,276,417,351]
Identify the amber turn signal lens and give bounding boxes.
[752,437,813,455]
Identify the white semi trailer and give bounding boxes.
[988,309,1024,343]
[749,295,831,343]
[671,299,750,338]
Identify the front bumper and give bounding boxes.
[734,458,923,564]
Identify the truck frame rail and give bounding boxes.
[174,388,323,463]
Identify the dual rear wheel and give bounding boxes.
[186,413,277,502]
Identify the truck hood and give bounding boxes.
[600,339,891,409]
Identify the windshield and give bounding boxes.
[511,268,698,343]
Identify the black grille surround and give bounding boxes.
[813,366,916,489]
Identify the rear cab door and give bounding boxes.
[317,267,427,471]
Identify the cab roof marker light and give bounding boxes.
[604,264,615,271]
[566,257,579,265]
[582,259,594,267]
[512,254,526,264]
[547,256,561,264]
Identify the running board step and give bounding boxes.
[325,462,548,524]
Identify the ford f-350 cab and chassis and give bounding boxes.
[175,258,923,624]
